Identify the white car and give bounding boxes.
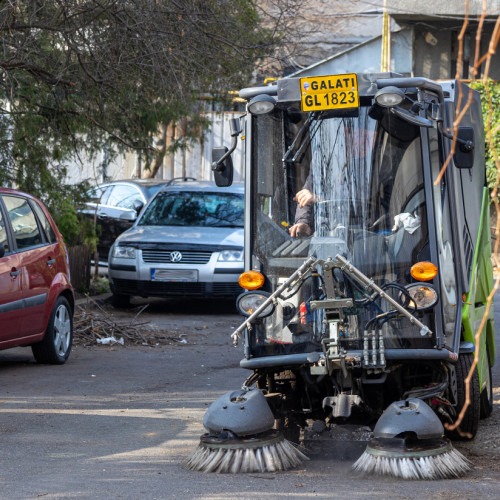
[108,179,244,306]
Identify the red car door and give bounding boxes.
[24,199,66,336]
[0,208,23,340]
[1,195,55,337]
[20,244,59,336]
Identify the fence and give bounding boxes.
[67,245,92,292]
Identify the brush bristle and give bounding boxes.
[352,447,471,480]
[184,439,309,473]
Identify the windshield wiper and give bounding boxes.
[282,112,323,164]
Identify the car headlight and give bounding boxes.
[218,249,243,262]
[236,291,274,318]
[112,246,136,259]
[405,283,438,310]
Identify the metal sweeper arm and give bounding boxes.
[334,254,432,337]
[231,255,317,345]
[231,253,432,346]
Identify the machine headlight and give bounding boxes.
[218,249,243,262]
[247,94,277,115]
[112,246,136,259]
[374,86,406,107]
[236,291,274,318]
[405,283,439,311]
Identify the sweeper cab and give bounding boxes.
[185,73,495,479]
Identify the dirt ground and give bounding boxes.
[0,294,499,499]
[76,295,500,478]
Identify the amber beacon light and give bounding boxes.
[410,261,438,281]
[238,270,265,290]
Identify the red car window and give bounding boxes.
[2,195,42,250]
[0,206,9,254]
[32,201,58,244]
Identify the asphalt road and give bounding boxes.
[0,295,499,500]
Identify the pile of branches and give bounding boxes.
[73,296,187,347]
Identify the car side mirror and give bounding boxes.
[133,199,144,213]
[119,211,137,222]
[0,245,4,258]
[453,126,474,169]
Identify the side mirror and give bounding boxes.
[119,210,137,222]
[212,147,234,187]
[211,116,243,187]
[453,126,474,169]
[133,199,144,213]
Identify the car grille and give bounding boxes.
[142,250,212,264]
[112,279,242,297]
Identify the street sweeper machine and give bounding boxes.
[185,73,496,479]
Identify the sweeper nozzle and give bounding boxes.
[353,399,471,479]
[184,388,308,473]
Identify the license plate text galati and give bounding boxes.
[300,74,359,112]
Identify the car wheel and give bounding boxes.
[480,346,493,419]
[111,292,130,308]
[31,296,73,364]
[446,352,480,440]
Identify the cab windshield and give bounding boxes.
[250,105,434,355]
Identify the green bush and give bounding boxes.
[43,185,98,249]
[469,80,500,194]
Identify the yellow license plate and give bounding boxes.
[300,74,359,112]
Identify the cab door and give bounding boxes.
[0,200,24,341]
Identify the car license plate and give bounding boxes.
[151,269,198,282]
[300,73,359,112]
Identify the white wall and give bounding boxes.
[64,111,244,186]
[164,111,244,182]
[290,29,413,78]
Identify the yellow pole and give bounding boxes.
[381,0,390,72]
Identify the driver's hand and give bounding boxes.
[290,222,312,238]
[294,189,314,208]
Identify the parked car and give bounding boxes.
[82,179,169,264]
[0,188,74,363]
[108,179,244,306]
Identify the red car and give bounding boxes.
[0,188,74,363]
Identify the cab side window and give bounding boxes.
[2,195,42,250]
[32,201,58,244]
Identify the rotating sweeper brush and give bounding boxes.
[353,399,471,479]
[184,388,308,473]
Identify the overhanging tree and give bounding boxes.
[0,0,301,240]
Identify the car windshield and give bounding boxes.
[138,191,244,227]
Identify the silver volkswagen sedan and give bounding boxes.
[107,179,244,306]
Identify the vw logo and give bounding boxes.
[170,251,182,263]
